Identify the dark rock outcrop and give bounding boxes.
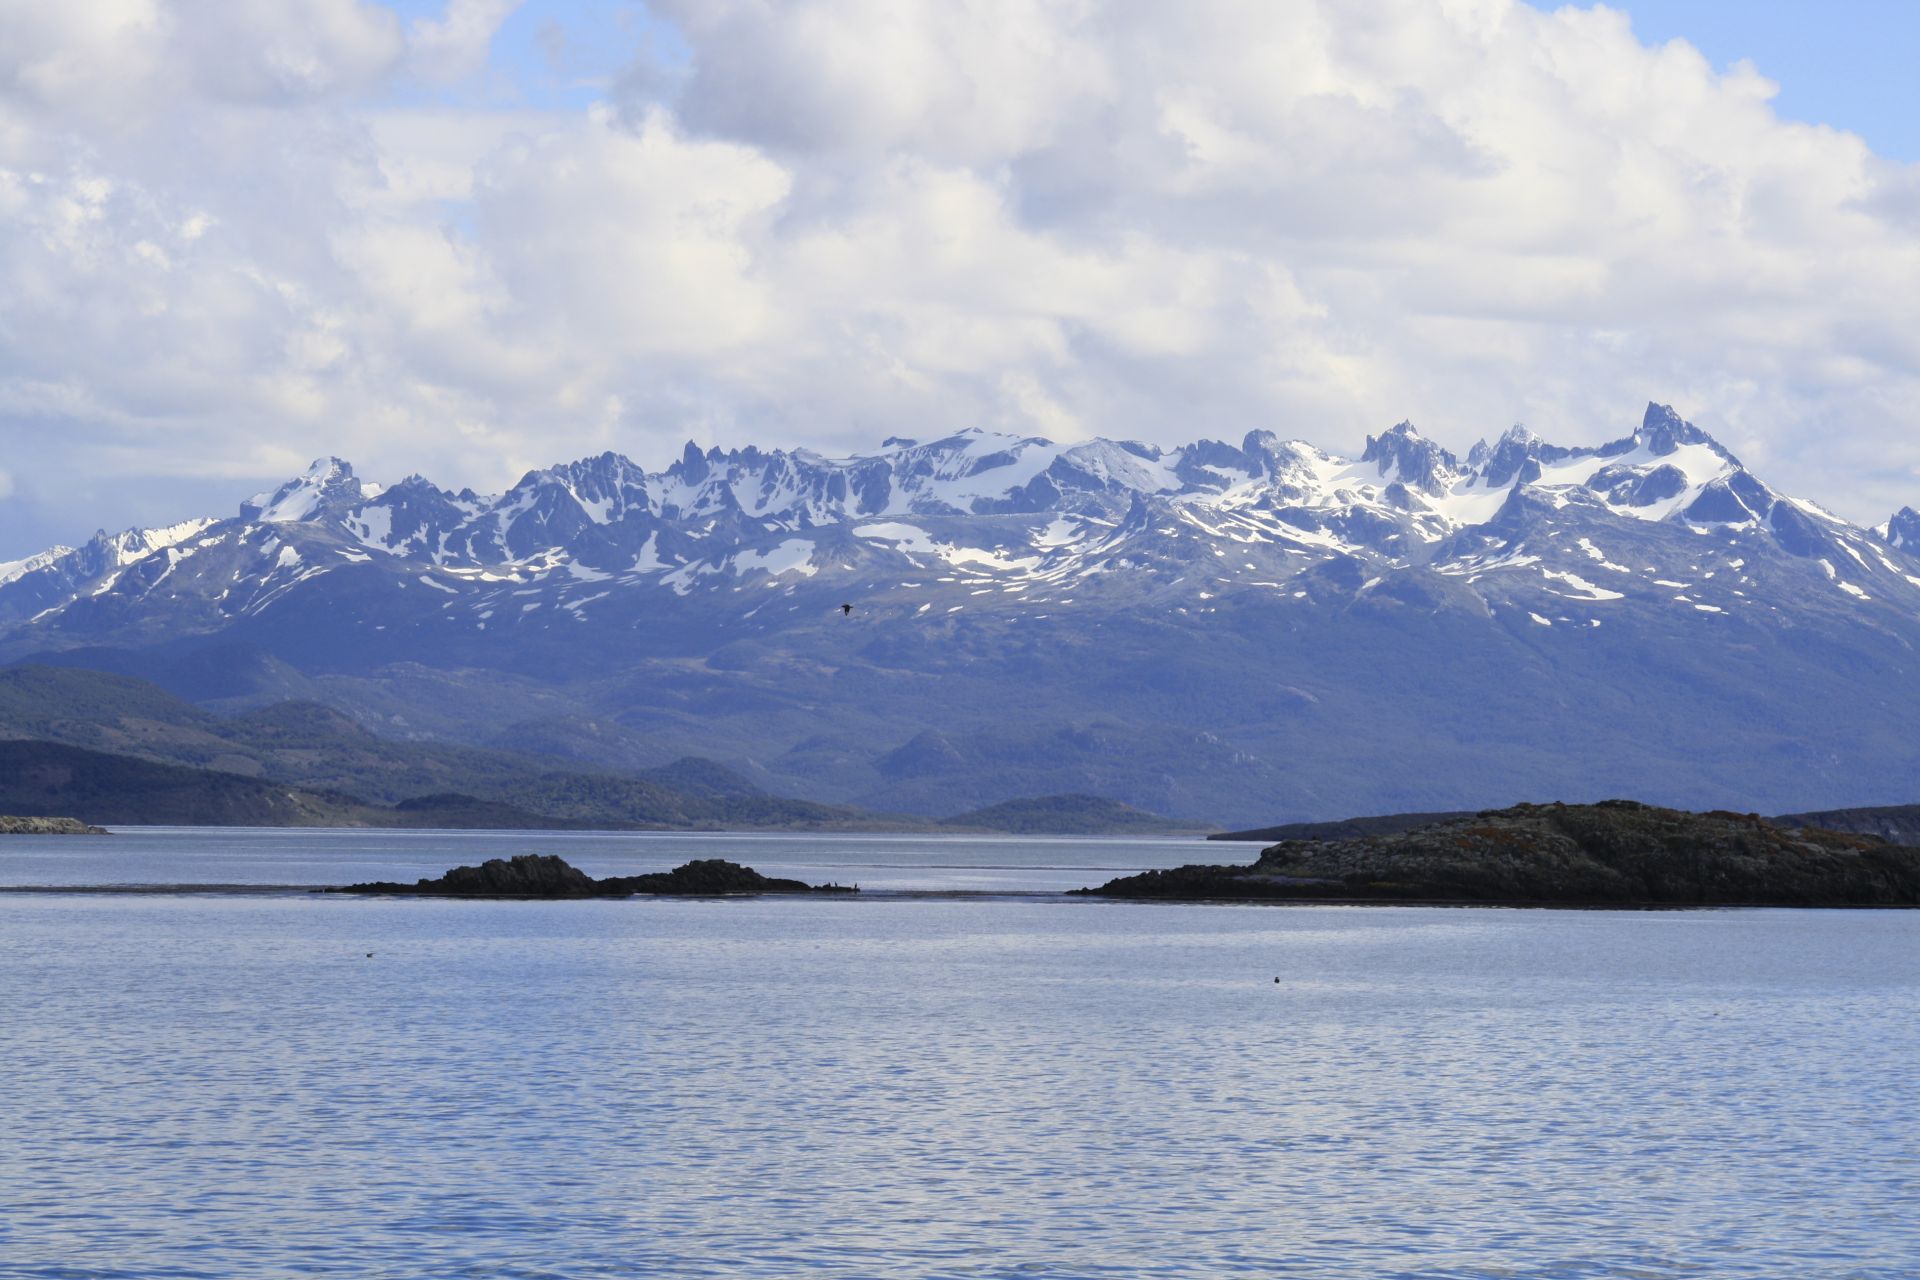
[0,814,108,835]
[1081,800,1920,906]
[340,853,599,897]
[597,858,836,895]
[336,853,853,898]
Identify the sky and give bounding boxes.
[2,0,1918,557]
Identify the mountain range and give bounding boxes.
[5,402,1920,826]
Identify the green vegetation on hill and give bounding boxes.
[1208,810,1476,842]
[1218,802,1920,846]
[1084,801,1920,906]
[940,793,1200,835]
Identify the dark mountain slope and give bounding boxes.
[0,740,381,827]
[1773,804,1920,846]
[0,666,899,830]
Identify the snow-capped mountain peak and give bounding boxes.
[8,403,1920,830]
[2,402,1916,656]
[242,457,380,523]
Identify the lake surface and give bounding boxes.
[0,826,1218,893]
[2,830,1917,1278]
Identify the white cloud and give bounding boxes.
[408,0,519,85]
[3,0,1920,554]
[172,0,404,103]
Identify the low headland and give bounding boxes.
[0,815,107,835]
[1080,801,1920,907]
[332,854,857,899]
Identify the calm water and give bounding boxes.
[0,826,1218,893]
[2,832,1917,1278]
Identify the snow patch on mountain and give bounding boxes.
[733,539,818,578]
[0,546,75,586]
[5,401,1920,646]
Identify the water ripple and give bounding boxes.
[2,871,1917,1277]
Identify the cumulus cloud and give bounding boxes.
[407,0,519,85]
[2,0,1920,552]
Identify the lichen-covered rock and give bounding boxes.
[0,815,108,835]
[1081,801,1920,906]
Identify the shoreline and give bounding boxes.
[2,882,1915,910]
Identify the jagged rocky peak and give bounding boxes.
[1172,435,1266,489]
[241,457,379,523]
[669,440,716,485]
[1473,424,1549,488]
[1361,421,1459,494]
[1880,507,1920,550]
[1637,402,1718,456]
[512,451,652,516]
[375,473,488,508]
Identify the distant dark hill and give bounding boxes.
[941,793,1199,835]
[18,640,323,706]
[225,699,377,745]
[635,757,769,800]
[0,664,911,830]
[0,740,375,827]
[1083,800,1920,907]
[1210,810,1476,842]
[0,739,901,831]
[0,663,216,732]
[388,793,606,830]
[1774,804,1920,846]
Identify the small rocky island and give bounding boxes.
[334,853,856,898]
[1081,801,1920,907]
[0,815,108,835]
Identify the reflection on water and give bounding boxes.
[1,834,1917,1277]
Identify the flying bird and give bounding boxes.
[840,603,853,616]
